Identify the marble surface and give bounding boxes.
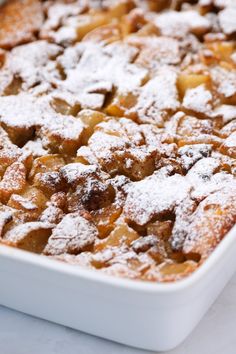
[1,273,236,354]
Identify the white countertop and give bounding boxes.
[1,273,236,354]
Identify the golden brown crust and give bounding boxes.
[0,0,235,282]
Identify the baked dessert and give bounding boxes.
[0,0,235,282]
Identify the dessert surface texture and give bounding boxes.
[0,0,236,282]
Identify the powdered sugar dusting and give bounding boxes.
[124,169,192,225]
[150,10,210,38]
[0,0,235,283]
[57,42,147,109]
[183,85,213,114]
[129,67,180,125]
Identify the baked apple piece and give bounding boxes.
[21,186,48,213]
[124,169,191,226]
[82,23,122,44]
[7,194,38,213]
[40,0,134,45]
[30,155,65,180]
[75,109,106,144]
[91,204,122,239]
[177,73,211,99]
[95,222,139,252]
[75,0,135,41]
[105,92,138,118]
[204,41,235,64]
[146,220,173,241]
[51,97,81,117]
[143,260,198,282]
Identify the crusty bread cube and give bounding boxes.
[4,221,54,253]
[0,162,27,203]
[29,155,65,180]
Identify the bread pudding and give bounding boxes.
[0,0,235,282]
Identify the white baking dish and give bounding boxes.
[0,225,235,352]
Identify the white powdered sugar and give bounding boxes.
[183,84,213,114]
[4,221,54,244]
[214,0,236,8]
[211,67,236,99]
[41,2,86,33]
[60,163,98,185]
[0,0,236,282]
[0,93,85,147]
[218,8,236,35]
[22,139,49,157]
[129,67,180,124]
[132,36,181,70]
[150,10,210,38]
[6,41,62,90]
[44,212,98,255]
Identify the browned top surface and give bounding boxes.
[0,0,235,282]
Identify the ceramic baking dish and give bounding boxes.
[0,224,235,352]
